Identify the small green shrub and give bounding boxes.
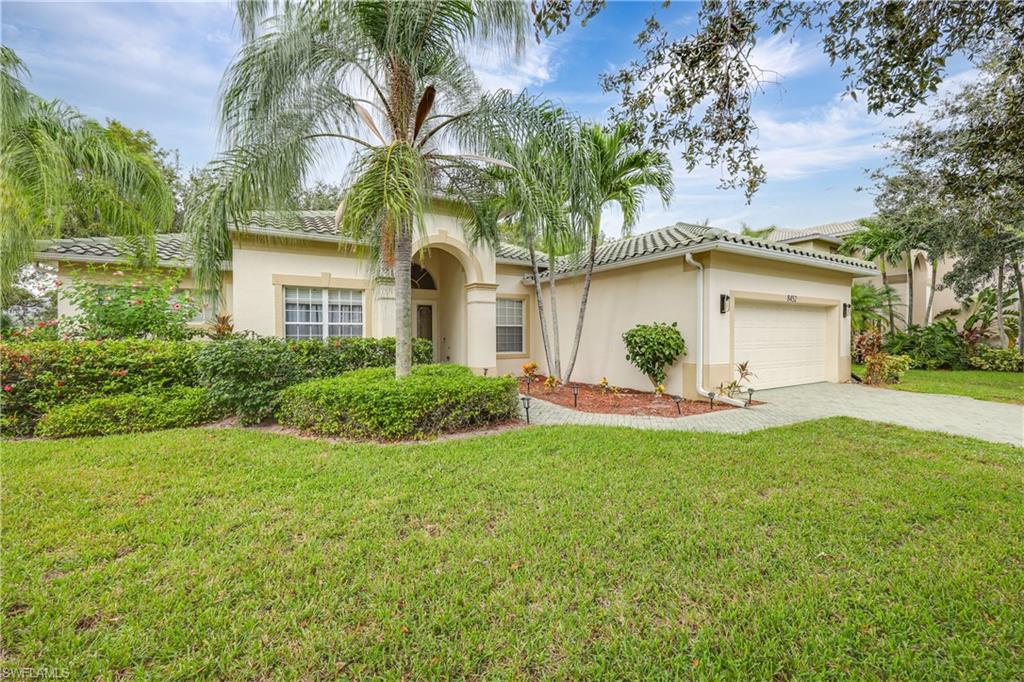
[197,337,303,425]
[1,340,201,436]
[864,353,913,385]
[277,365,518,440]
[36,387,219,438]
[884,320,968,370]
[196,336,433,425]
[622,322,686,388]
[968,346,1024,372]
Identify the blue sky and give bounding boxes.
[2,1,977,237]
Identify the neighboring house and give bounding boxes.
[766,219,959,326]
[36,205,876,397]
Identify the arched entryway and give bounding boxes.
[412,247,466,363]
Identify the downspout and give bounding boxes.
[685,253,748,408]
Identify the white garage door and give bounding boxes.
[733,301,827,389]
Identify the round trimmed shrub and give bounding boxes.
[36,387,220,438]
[277,365,518,440]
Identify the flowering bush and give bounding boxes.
[1,319,60,342]
[60,266,203,340]
[0,339,202,435]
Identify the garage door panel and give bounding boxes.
[733,301,827,390]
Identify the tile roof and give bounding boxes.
[767,218,868,243]
[35,234,201,267]
[34,213,875,275]
[495,242,547,266]
[245,210,341,238]
[545,223,875,275]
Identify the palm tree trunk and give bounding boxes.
[394,228,413,377]
[547,257,563,381]
[527,237,555,378]
[563,219,599,383]
[881,265,895,332]
[905,253,914,327]
[1013,257,1024,358]
[925,258,938,325]
[995,262,1008,348]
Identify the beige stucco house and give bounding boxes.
[37,206,876,399]
[767,219,959,326]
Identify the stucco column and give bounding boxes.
[372,276,396,338]
[464,282,497,374]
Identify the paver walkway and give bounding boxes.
[521,382,1023,447]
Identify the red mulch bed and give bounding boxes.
[518,376,735,418]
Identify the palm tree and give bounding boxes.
[466,105,592,380]
[0,47,173,298]
[562,122,673,382]
[185,0,527,377]
[850,282,902,333]
[840,218,905,331]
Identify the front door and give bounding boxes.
[415,304,434,359]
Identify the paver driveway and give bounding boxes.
[523,382,1023,446]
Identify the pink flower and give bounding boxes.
[133,300,142,305]
[54,280,63,288]
[36,321,46,328]
[172,303,181,311]
[118,369,127,377]
[2,385,11,392]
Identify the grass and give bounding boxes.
[4,420,1023,679]
[852,364,1024,404]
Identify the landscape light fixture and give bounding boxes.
[571,383,580,408]
[672,395,683,415]
[525,375,532,394]
[720,294,731,314]
[483,368,488,376]
[708,391,717,409]
[745,388,755,407]
[520,395,532,424]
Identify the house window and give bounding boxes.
[496,298,524,353]
[284,286,363,339]
[411,263,436,290]
[172,290,216,324]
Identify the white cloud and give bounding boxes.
[749,34,823,83]
[470,37,559,93]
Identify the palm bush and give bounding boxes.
[0,47,173,297]
[185,0,529,377]
[850,282,902,333]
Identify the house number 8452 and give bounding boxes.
[786,295,798,302]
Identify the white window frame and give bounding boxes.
[283,286,364,340]
[496,297,525,354]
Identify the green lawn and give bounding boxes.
[4,421,1023,679]
[852,364,1024,404]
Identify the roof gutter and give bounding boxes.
[684,253,747,408]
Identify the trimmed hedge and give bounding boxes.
[968,346,1024,372]
[36,387,220,438]
[1,340,201,436]
[197,337,433,425]
[277,365,518,440]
